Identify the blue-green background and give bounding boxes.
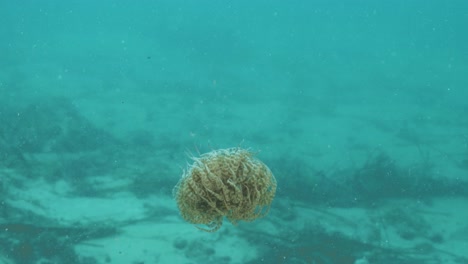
[1,1,468,263]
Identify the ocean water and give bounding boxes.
[1,1,468,263]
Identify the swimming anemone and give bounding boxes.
[173,148,277,232]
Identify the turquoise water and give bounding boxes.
[1,1,468,263]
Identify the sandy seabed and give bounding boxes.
[1,86,467,264]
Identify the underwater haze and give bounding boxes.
[1,1,468,263]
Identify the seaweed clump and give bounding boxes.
[173,148,277,232]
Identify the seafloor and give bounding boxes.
[1,91,467,263]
